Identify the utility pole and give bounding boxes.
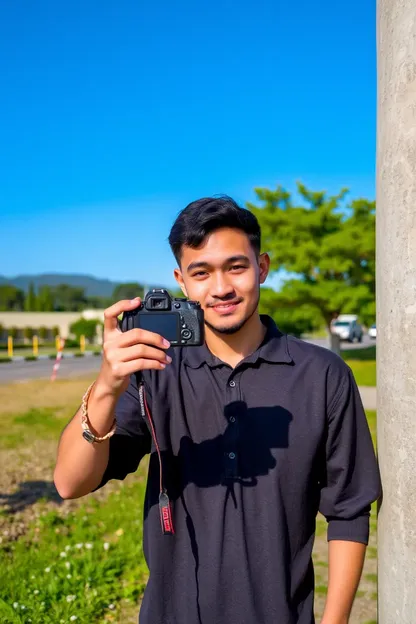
[377,1,416,621]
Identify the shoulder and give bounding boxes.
[287,335,348,369]
[286,334,354,403]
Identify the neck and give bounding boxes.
[204,312,266,368]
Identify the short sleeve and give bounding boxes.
[93,373,151,490]
[319,368,381,544]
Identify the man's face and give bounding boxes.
[174,227,270,335]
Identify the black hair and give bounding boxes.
[168,195,261,265]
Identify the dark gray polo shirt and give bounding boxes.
[96,316,381,624]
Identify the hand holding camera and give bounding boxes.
[97,296,173,397]
[98,290,204,397]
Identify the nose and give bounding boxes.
[210,272,235,299]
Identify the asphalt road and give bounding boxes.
[0,354,103,384]
[0,336,376,385]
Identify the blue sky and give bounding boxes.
[0,0,376,288]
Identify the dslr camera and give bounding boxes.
[121,289,204,347]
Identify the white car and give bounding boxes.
[368,323,377,339]
[331,315,364,343]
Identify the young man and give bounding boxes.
[54,197,381,624]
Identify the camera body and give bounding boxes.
[121,289,204,347]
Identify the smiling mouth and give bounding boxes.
[210,300,242,313]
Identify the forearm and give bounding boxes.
[321,540,366,624]
[53,379,119,499]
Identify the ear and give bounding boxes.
[174,268,188,298]
[258,253,270,285]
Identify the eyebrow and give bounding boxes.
[186,255,251,274]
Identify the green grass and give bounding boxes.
[0,475,149,624]
[342,346,376,361]
[342,346,376,386]
[1,408,73,450]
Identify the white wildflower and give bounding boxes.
[67,574,72,579]
[75,543,83,549]
[65,545,71,551]
[33,590,39,595]
[59,551,67,558]
[31,575,35,579]
[85,543,93,549]
[21,605,26,610]
[13,602,18,609]
[103,542,110,551]
[44,567,51,573]
[70,617,78,622]
[65,561,71,569]
[66,595,76,602]
[108,604,115,610]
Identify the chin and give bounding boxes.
[205,316,247,336]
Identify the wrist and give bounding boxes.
[94,372,128,401]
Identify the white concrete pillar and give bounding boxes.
[377,1,416,622]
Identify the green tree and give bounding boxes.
[24,282,38,311]
[112,283,144,302]
[248,182,375,330]
[51,284,88,311]
[86,295,113,309]
[69,318,100,343]
[37,285,54,311]
[0,285,25,311]
[259,287,322,337]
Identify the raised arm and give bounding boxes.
[53,297,171,499]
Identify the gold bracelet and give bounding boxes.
[81,382,117,444]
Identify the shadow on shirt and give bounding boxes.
[144,400,293,508]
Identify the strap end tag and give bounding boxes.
[159,492,174,535]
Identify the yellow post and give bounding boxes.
[7,336,13,358]
[55,335,61,351]
[80,334,85,353]
[33,335,39,357]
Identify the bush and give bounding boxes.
[38,326,48,340]
[8,327,18,339]
[52,326,60,337]
[24,326,34,340]
[69,318,100,343]
[24,355,37,361]
[0,357,12,363]
[74,352,85,357]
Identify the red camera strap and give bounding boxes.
[138,381,174,536]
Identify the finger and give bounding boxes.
[117,327,170,349]
[117,359,168,377]
[118,344,172,365]
[104,298,141,332]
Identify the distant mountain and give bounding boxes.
[0,273,178,298]
[0,273,120,297]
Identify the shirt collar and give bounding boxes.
[183,315,294,369]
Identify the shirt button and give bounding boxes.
[229,380,236,387]
[229,416,236,423]
[228,452,236,459]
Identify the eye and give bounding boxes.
[230,265,246,272]
[192,270,208,278]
